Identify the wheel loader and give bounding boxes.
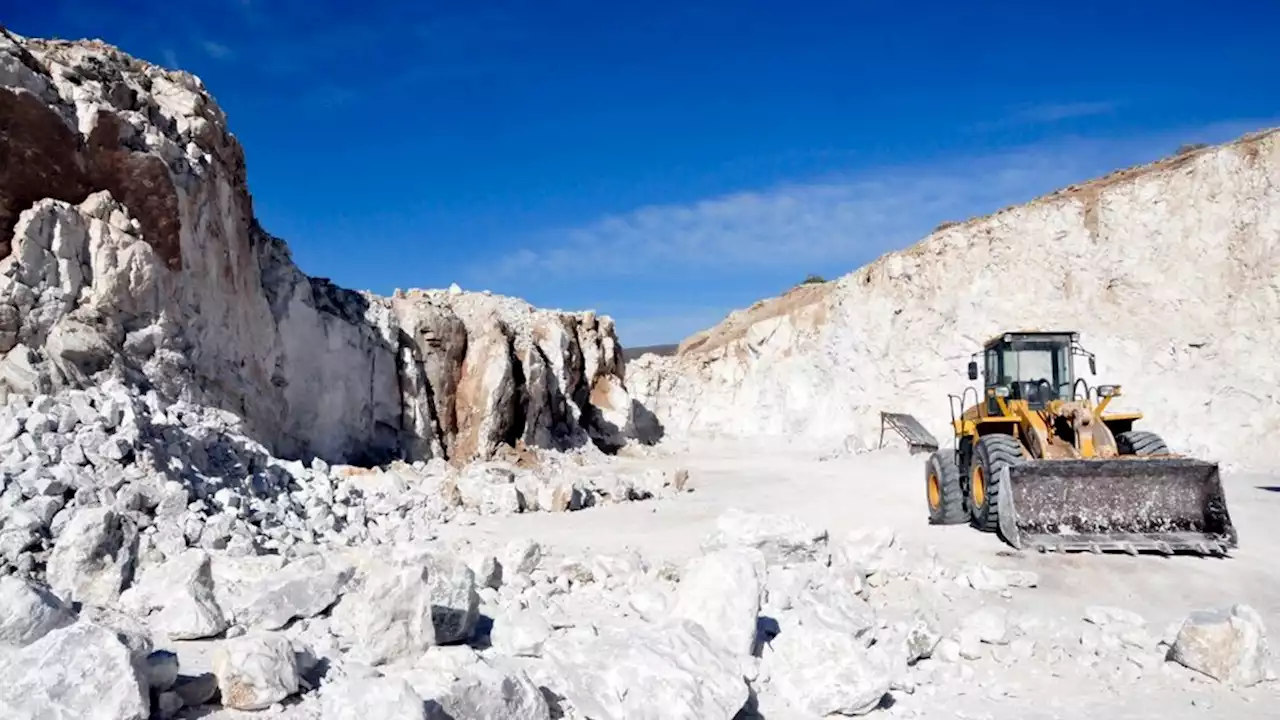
[923,330,1237,555]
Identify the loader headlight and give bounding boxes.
[993,385,1011,398]
[1097,384,1121,398]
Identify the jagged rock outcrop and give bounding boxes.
[629,129,1280,470]
[0,28,633,465]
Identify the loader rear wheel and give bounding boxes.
[926,449,967,525]
[968,434,1026,533]
[1116,430,1169,456]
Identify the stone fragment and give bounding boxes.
[46,507,138,606]
[1169,604,1269,687]
[0,576,75,647]
[320,676,427,720]
[764,621,892,717]
[0,622,150,720]
[490,608,553,657]
[212,632,301,710]
[544,619,749,720]
[331,564,439,665]
[700,508,827,566]
[119,548,228,640]
[670,547,764,656]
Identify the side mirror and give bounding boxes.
[1088,357,1096,375]
[967,361,978,381]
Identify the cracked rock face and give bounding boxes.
[0,28,642,469]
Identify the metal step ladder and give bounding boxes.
[878,411,939,454]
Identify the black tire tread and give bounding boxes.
[1116,430,1169,456]
[927,449,967,525]
[970,434,1025,533]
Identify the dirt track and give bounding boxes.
[441,440,1280,719]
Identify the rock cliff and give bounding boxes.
[629,129,1280,470]
[0,29,633,465]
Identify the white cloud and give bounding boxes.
[484,122,1270,284]
[200,40,233,59]
[472,121,1276,346]
[976,100,1121,130]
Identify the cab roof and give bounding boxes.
[981,330,1078,349]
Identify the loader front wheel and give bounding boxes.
[926,449,967,525]
[1116,430,1170,456]
[968,434,1026,532]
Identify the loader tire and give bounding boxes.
[968,434,1026,533]
[926,449,967,525]
[1116,430,1169,456]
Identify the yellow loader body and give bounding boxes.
[922,330,1237,555]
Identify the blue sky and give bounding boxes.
[8,2,1280,345]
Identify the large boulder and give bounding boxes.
[330,551,479,665]
[319,676,427,720]
[229,554,354,631]
[0,622,150,720]
[45,507,138,606]
[543,619,750,720]
[1169,604,1270,686]
[0,576,75,647]
[118,548,228,640]
[763,621,892,717]
[699,508,828,566]
[212,632,301,710]
[670,547,765,656]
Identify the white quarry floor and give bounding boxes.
[438,440,1280,720]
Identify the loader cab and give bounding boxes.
[967,331,1093,412]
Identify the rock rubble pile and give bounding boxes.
[0,380,687,584]
[0,503,1271,719]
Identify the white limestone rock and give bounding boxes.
[0,622,150,720]
[119,548,228,640]
[669,547,765,656]
[763,620,892,717]
[331,563,439,665]
[470,553,503,589]
[502,538,544,577]
[233,554,355,630]
[699,508,828,566]
[628,585,672,622]
[793,567,876,639]
[45,506,138,606]
[1084,605,1147,628]
[1169,604,1269,686]
[961,606,1010,645]
[0,576,75,647]
[832,527,897,577]
[543,619,750,720]
[490,608,553,657]
[212,632,301,710]
[426,657,551,720]
[319,676,427,720]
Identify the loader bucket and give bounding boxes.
[994,457,1238,555]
